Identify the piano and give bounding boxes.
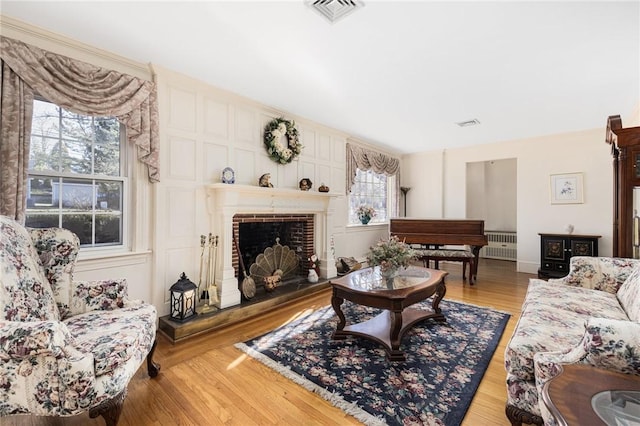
[389,218,488,284]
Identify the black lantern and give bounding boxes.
[169,272,198,322]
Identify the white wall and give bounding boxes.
[403,129,613,274]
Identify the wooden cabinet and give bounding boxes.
[538,233,600,279]
[606,115,640,258]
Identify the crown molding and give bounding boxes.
[0,14,152,80]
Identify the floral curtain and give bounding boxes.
[346,142,401,213]
[0,36,160,190]
[0,61,34,222]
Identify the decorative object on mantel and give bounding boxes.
[299,178,312,191]
[169,272,198,322]
[249,238,299,291]
[366,235,417,277]
[258,173,274,188]
[221,166,235,184]
[264,117,303,164]
[318,183,329,192]
[356,204,376,225]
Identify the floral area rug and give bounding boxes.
[235,299,510,426]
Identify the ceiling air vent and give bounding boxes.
[307,0,364,23]
[456,119,481,128]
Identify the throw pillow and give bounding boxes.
[617,264,640,321]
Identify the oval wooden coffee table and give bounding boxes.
[330,265,448,361]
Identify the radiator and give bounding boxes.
[480,231,517,261]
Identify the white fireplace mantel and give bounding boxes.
[206,184,340,308]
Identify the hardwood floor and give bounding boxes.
[2,259,533,426]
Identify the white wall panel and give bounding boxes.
[235,148,257,185]
[168,86,197,132]
[333,137,346,163]
[235,107,257,145]
[167,188,196,238]
[300,161,316,184]
[318,134,332,161]
[301,127,317,159]
[204,98,229,138]
[168,137,197,180]
[203,142,229,183]
[317,164,331,190]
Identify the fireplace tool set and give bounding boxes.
[198,233,219,313]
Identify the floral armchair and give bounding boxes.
[0,216,159,425]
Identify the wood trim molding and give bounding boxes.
[0,14,152,80]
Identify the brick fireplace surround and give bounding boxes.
[207,184,339,309]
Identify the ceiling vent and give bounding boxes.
[307,0,364,23]
[456,119,481,128]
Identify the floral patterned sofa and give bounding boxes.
[504,256,640,425]
[0,216,160,425]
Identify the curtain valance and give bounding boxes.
[0,36,160,182]
[346,142,401,214]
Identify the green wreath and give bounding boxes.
[264,117,302,164]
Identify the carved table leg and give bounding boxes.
[388,310,405,361]
[431,279,447,316]
[331,293,346,339]
[147,337,161,378]
[505,404,544,426]
[89,389,126,426]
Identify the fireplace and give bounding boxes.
[233,213,314,280]
[206,184,338,308]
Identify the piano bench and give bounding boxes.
[417,249,475,281]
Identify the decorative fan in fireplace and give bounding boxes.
[249,239,299,291]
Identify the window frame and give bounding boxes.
[348,168,397,225]
[26,97,131,252]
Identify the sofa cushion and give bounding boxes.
[617,265,640,322]
[0,216,59,322]
[505,279,628,381]
[64,302,157,376]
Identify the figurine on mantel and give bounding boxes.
[318,183,329,192]
[299,178,312,191]
[258,173,273,188]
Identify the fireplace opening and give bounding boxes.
[233,214,315,300]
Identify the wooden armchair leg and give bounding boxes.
[89,389,126,426]
[147,337,161,378]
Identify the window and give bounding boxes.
[26,99,127,247]
[348,168,396,224]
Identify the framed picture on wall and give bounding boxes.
[550,173,584,204]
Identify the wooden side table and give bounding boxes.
[541,364,640,425]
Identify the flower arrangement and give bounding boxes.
[366,235,417,272]
[264,117,303,164]
[356,204,376,222]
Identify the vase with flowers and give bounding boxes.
[356,204,376,225]
[366,235,417,281]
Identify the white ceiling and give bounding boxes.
[1,1,639,154]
